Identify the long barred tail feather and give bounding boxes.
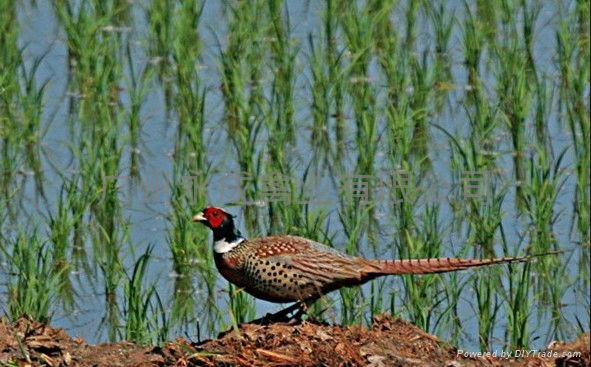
[368,251,562,275]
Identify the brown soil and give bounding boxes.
[0,315,588,367]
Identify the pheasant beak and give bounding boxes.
[192,212,207,223]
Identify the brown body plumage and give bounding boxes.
[193,207,530,304]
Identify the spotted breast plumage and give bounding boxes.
[192,206,541,305]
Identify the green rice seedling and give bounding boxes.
[308,0,348,169]
[122,246,170,345]
[16,57,50,199]
[368,278,387,324]
[266,0,297,146]
[167,164,218,335]
[473,270,501,351]
[475,0,498,43]
[374,0,402,102]
[494,0,542,169]
[521,148,566,257]
[465,186,506,262]
[497,0,518,31]
[97,253,125,334]
[309,7,350,167]
[63,174,97,275]
[78,127,126,342]
[167,157,213,331]
[338,1,393,250]
[70,130,123,282]
[378,51,427,183]
[0,0,19,71]
[543,255,571,343]
[43,173,96,291]
[46,184,77,310]
[85,131,124,243]
[262,3,298,225]
[219,0,266,137]
[260,117,307,237]
[168,0,207,198]
[378,2,433,171]
[437,271,468,346]
[462,1,486,100]
[164,2,215,328]
[337,1,381,175]
[324,0,346,158]
[465,101,501,164]
[263,161,330,238]
[383,115,424,257]
[2,230,65,323]
[441,126,504,253]
[379,56,434,327]
[460,178,506,350]
[146,0,175,64]
[436,95,507,349]
[170,0,205,164]
[505,257,532,349]
[337,284,363,325]
[398,204,446,333]
[337,196,373,325]
[532,79,553,149]
[109,0,133,26]
[171,61,207,180]
[522,147,568,329]
[0,0,23,218]
[218,0,267,236]
[426,0,454,96]
[494,44,532,211]
[227,283,257,326]
[555,7,579,108]
[519,0,542,83]
[556,8,590,284]
[575,0,590,38]
[146,0,176,111]
[427,0,455,59]
[402,0,423,51]
[407,54,435,172]
[95,221,126,342]
[124,44,154,179]
[0,53,49,217]
[216,0,275,322]
[263,183,302,237]
[0,0,21,112]
[53,0,123,125]
[307,34,333,163]
[498,207,532,351]
[572,140,590,283]
[453,146,507,349]
[0,108,22,222]
[171,0,203,69]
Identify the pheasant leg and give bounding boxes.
[250,301,308,324]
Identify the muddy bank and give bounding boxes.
[0,315,588,366]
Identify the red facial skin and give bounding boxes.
[201,207,228,229]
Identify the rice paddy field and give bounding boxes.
[0,0,589,354]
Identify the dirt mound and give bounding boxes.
[0,315,588,366]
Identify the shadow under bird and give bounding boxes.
[192,206,548,320]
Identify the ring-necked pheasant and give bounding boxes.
[192,206,540,310]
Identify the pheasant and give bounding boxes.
[192,206,542,312]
